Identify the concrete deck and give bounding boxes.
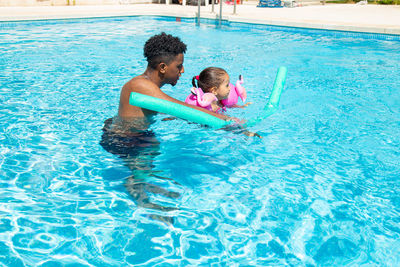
[1,4,399,35]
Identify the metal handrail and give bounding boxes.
[197,0,201,26]
[198,0,237,27]
[219,0,222,27]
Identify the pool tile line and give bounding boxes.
[192,17,400,41]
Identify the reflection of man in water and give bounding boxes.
[100,32,227,219]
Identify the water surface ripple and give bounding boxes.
[0,17,399,266]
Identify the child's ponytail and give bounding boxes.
[192,76,198,88]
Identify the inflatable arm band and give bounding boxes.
[245,66,287,127]
[129,93,230,129]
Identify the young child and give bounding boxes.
[185,67,249,113]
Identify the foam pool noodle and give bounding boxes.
[245,66,287,127]
[129,93,230,129]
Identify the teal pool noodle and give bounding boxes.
[129,92,230,129]
[267,66,287,108]
[246,66,287,127]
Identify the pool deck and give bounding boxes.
[1,3,399,35]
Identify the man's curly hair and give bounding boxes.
[144,32,187,69]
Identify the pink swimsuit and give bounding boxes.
[185,76,247,112]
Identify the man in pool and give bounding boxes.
[102,32,227,222]
[100,33,257,222]
[118,32,229,121]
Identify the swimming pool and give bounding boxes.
[1,16,399,265]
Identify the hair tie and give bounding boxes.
[195,75,199,80]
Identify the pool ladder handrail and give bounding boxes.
[197,0,238,27]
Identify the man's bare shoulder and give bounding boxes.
[123,75,160,95]
[118,75,165,119]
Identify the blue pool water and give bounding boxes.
[1,16,399,266]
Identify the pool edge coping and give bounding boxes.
[1,9,399,37]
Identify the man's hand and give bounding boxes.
[162,117,177,121]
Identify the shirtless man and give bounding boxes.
[101,33,229,218]
[118,32,228,122]
[102,32,229,155]
[101,33,257,219]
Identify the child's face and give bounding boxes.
[216,73,230,100]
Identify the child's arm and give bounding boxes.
[228,102,252,108]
